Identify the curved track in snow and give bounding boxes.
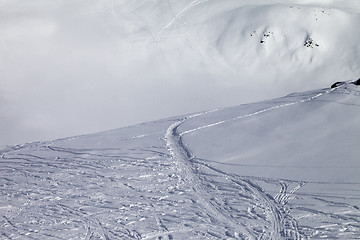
[1,85,359,239]
[165,115,286,239]
[164,87,339,239]
[166,115,266,239]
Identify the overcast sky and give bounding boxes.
[1,0,359,146]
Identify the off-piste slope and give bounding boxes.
[1,82,359,239]
[147,0,360,93]
[1,0,360,146]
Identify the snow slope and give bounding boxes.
[1,0,360,145]
[1,81,359,239]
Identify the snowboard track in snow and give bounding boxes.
[164,86,349,239]
[179,87,337,136]
[166,118,298,238]
[1,85,360,239]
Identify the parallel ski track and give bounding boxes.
[180,87,337,136]
[166,116,258,239]
[155,0,209,45]
[165,87,337,239]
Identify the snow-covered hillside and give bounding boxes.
[1,81,359,239]
[1,0,360,145]
[1,1,360,238]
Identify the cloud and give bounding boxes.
[1,0,359,146]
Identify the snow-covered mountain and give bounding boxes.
[1,81,359,239]
[1,0,360,145]
[1,0,360,239]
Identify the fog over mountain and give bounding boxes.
[1,1,360,239]
[1,0,359,145]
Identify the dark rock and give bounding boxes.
[353,78,360,85]
[331,81,344,88]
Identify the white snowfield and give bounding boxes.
[1,82,359,239]
[1,0,360,239]
[1,0,360,145]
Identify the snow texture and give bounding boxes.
[1,82,359,239]
[1,1,360,239]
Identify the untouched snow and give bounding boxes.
[1,0,360,145]
[1,82,359,239]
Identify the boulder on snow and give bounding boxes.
[353,78,360,85]
[331,81,345,88]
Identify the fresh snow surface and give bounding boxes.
[1,0,360,145]
[1,82,359,239]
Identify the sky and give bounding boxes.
[1,0,359,146]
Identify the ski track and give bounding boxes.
[180,87,336,136]
[155,0,209,45]
[164,85,359,239]
[1,86,360,239]
[165,114,295,239]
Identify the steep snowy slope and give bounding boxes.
[1,0,360,145]
[1,81,359,239]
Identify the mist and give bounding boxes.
[0,0,255,145]
[1,0,359,145]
